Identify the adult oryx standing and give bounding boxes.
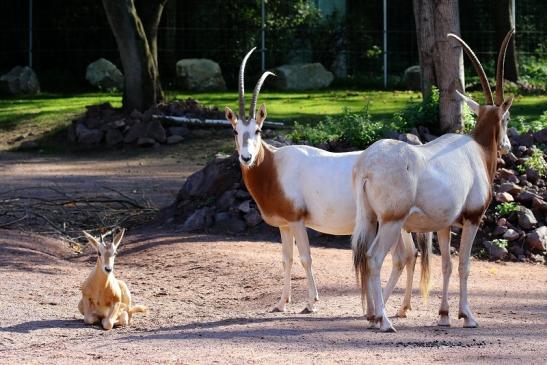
[352,30,515,332]
[225,48,429,316]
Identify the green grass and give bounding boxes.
[171,90,423,122]
[0,93,121,131]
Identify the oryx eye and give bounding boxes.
[98,252,101,257]
[233,129,238,135]
[255,129,261,135]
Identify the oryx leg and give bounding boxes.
[369,221,404,332]
[397,231,418,318]
[458,221,479,328]
[102,302,121,330]
[290,221,319,313]
[80,297,98,325]
[272,226,294,312]
[437,227,452,327]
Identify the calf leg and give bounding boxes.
[272,226,294,312]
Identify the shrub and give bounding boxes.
[492,239,509,250]
[287,105,391,149]
[495,202,519,217]
[390,86,439,131]
[511,111,547,134]
[517,146,547,177]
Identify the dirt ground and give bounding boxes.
[1,142,546,364]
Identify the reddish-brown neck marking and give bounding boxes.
[240,142,306,223]
[471,106,502,183]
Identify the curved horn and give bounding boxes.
[250,71,275,119]
[238,47,256,119]
[495,28,515,106]
[447,33,494,105]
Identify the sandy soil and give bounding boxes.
[0,141,546,364]
[0,228,546,364]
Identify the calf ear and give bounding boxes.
[455,90,479,115]
[83,231,100,250]
[113,228,126,249]
[225,107,237,128]
[256,104,267,127]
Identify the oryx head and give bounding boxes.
[225,48,275,167]
[449,29,515,155]
[83,228,125,275]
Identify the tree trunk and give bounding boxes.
[413,0,464,132]
[494,0,518,82]
[102,0,165,112]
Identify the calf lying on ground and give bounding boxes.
[78,228,148,330]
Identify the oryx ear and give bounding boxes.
[112,228,125,249]
[225,107,237,128]
[256,103,267,127]
[83,231,100,250]
[455,90,479,115]
[501,96,513,120]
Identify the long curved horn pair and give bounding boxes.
[448,28,515,106]
[238,48,275,121]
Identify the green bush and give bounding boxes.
[492,239,509,250]
[390,86,439,131]
[495,202,519,217]
[511,111,547,134]
[517,146,547,177]
[287,105,392,149]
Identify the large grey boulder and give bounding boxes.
[86,58,124,91]
[0,66,40,95]
[176,59,226,91]
[404,65,421,91]
[271,63,334,91]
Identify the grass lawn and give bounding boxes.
[0,90,545,141]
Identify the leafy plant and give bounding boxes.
[511,111,547,134]
[390,86,440,130]
[287,105,391,149]
[495,202,519,217]
[492,239,509,250]
[517,146,547,177]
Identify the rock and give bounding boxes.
[499,182,522,195]
[176,58,226,91]
[178,153,241,199]
[398,133,422,145]
[217,190,237,210]
[498,168,516,180]
[532,197,547,213]
[497,218,507,226]
[525,226,547,252]
[530,254,545,264]
[517,133,534,147]
[503,229,520,241]
[504,152,518,164]
[0,66,40,95]
[526,168,540,184]
[533,128,547,144]
[507,127,519,138]
[130,109,143,120]
[244,208,262,227]
[217,215,247,233]
[168,126,190,137]
[76,123,103,145]
[517,190,540,205]
[105,128,124,147]
[403,65,421,91]
[235,190,251,199]
[137,137,156,147]
[146,120,166,143]
[517,207,538,229]
[493,226,508,236]
[85,58,124,90]
[182,207,214,232]
[19,140,39,150]
[166,135,184,144]
[238,200,252,214]
[124,122,148,143]
[495,192,514,203]
[483,240,508,260]
[271,63,334,91]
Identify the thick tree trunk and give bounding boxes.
[413,0,464,132]
[494,0,518,82]
[102,0,165,111]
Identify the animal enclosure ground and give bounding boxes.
[0,230,546,364]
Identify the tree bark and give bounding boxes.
[494,0,518,82]
[102,0,165,111]
[413,0,464,132]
